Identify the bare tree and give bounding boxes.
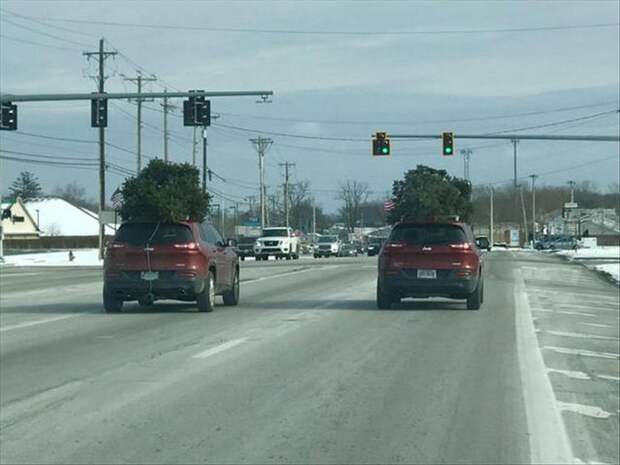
[337,180,370,232]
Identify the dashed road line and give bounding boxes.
[191,338,248,359]
[579,323,614,329]
[547,368,591,380]
[544,346,620,360]
[0,314,83,333]
[545,330,619,341]
[556,402,614,419]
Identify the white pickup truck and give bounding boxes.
[254,227,300,261]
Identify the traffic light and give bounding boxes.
[372,132,390,156]
[0,103,17,130]
[442,132,454,156]
[183,90,211,127]
[90,97,107,128]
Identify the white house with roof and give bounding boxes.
[22,197,116,237]
[1,197,40,240]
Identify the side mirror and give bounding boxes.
[226,238,237,248]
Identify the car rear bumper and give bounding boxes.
[381,272,479,298]
[105,272,205,301]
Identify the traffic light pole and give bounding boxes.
[202,127,208,193]
[84,39,117,260]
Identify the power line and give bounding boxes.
[14,130,96,144]
[0,154,98,168]
[487,109,619,135]
[0,16,89,48]
[12,14,619,36]
[214,122,367,142]
[0,33,81,52]
[215,101,620,126]
[0,148,96,162]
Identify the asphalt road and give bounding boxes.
[0,253,618,464]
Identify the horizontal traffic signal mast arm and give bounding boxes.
[382,133,619,142]
[0,90,274,103]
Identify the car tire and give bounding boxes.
[138,296,153,307]
[467,280,483,310]
[240,256,245,261]
[103,285,123,313]
[223,269,240,306]
[197,271,215,313]
[376,282,395,310]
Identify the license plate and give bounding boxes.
[140,271,159,281]
[417,269,437,279]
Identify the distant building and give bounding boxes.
[23,197,116,237]
[1,197,40,240]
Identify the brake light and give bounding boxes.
[173,242,199,250]
[449,243,472,250]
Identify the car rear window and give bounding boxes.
[115,223,194,246]
[390,224,467,245]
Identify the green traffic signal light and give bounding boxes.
[382,146,389,154]
[444,147,452,154]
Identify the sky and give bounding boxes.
[1,0,619,213]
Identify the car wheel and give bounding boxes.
[138,296,153,307]
[240,256,245,261]
[466,280,482,310]
[197,271,215,312]
[103,285,123,313]
[376,281,396,310]
[223,269,240,306]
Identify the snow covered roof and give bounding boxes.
[23,197,116,237]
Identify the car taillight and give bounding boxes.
[177,270,198,278]
[449,243,472,250]
[456,269,474,278]
[173,242,199,250]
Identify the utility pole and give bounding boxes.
[519,185,529,247]
[250,137,273,229]
[192,127,198,166]
[489,187,494,247]
[313,204,317,238]
[529,174,538,243]
[83,38,117,260]
[568,180,576,203]
[512,139,519,188]
[268,195,277,227]
[124,73,156,172]
[161,88,177,161]
[279,161,296,228]
[200,115,218,193]
[245,195,257,217]
[460,148,472,181]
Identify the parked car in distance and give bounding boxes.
[254,227,300,260]
[377,221,484,310]
[535,235,577,250]
[103,221,239,313]
[367,236,386,256]
[314,235,343,258]
[236,236,257,260]
[475,236,491,251]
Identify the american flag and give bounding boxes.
[384,200,395,211]
[110,188,122,210]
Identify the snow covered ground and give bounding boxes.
[594,263,620,283]
[2,249,102,267]
[555,246,620,260]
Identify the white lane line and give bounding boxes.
[579,323,613,329]
[556,402,614,419]
[547,368,591,380]
[514,269,575,464]
[545,330,620,341]
[0,314,82,333]
[243,267,317,284]
[597,374,620,382]
[544,346,620,360]
[191,338,247,359]
[533,309,597,317]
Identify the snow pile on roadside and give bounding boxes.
[594,263,620,283]
[556,246,620,260]
[3,249,102,267]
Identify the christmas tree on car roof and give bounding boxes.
[118,159,210,223]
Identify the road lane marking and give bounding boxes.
[514,269,575,464]
[556,402,614,419]
[191,338,247,359]
[547,368,591,380]
[579,323,613,329]
[533,309,597,317]
[543,346,620,360]
[545,330,619,341]
[0,314,82,333]
[597,374,620,382]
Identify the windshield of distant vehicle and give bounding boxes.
[390,224,467,245]
[261,229,288,237]
[318,236,338,243]
[115,223,193,246]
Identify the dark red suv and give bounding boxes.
[103,221,239,313]
[377,221,484,310]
